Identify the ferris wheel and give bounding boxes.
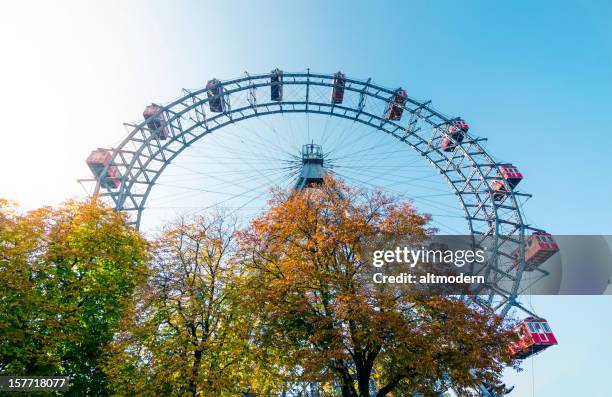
[84,69,558,348]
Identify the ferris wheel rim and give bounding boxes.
[92,70,544,316]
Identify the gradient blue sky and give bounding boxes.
[1,1,611,395]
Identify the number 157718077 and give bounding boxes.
[0,376,70,391]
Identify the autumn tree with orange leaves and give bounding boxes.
[237,177,516,397]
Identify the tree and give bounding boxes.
[102,212,281,397]
[0,199,149,396]
[237,177,517,397]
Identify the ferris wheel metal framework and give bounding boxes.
[90,70,549,319]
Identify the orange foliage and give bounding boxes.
[237,176,515,397]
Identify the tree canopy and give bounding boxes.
[102,212,275,397]
[0,199,149,395]
[236,177,516,396]
[0,178,518,396]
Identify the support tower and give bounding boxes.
[294,143,326,190]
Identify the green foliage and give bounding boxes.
[0,199,149,395]
[102,213,280,397]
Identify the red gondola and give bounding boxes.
[143,105,170,140]
[441,117,469,152]
[331,72,346,104]
[385,88,407,120]
[509,317,557,359]
[513,232,560,270]
[206,79,225,112]
[491,164,523,201]
[86,149,120,189]
[270,68,283,101]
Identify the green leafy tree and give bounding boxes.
[0,199,149,395]
[102,212,281,397]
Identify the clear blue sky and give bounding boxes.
[1,1,611,395]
